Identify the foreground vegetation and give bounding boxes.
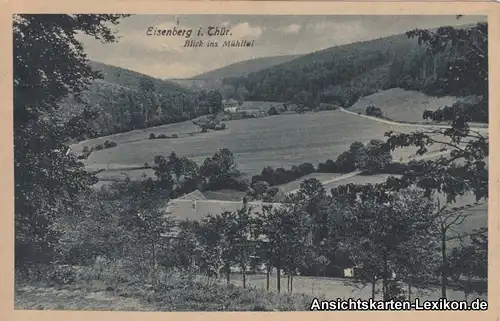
[16,264,313,311]
[14,14,488,311]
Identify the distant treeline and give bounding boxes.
[251,140,401,188]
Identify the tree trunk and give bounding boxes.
[226,264,231,286]
[277,266,281,293]
[287,274,290,292]
[372,276,376,300]
[383,252,388,301]
[408,276,412,301]
[266,265,270,291]
[242,263,246,289]
[290,274,294,293]
[441,228,447,299]
[151,241,156,267]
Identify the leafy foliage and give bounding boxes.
[383,22,488,203]
[14,14,130,268]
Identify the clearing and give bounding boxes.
[348,88,460,123]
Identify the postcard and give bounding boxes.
[2,1,498,320]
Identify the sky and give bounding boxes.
[78,15,486,79]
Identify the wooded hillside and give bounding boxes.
[58,62,212,139]
[221,23,486,123]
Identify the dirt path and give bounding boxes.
[338,107,488,133]
[287,150,452,195]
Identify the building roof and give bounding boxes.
[178,190,207,201]
[162,198,284,222]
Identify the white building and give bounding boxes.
[222,99,239,113]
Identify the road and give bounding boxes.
[287,149,452,195]
[286,107,489,196]
[337,107,489,133]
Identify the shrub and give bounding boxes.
[157,134,168,139]
[149,133,156,139]
[268,106,278,116]
[298,163,315,176]
[48,265,77,285]
[317,159,338,173]
[103,140,117,148]
[365,105,383,117]
[171,133,178,138]
[94,144,104,151]
[208,121,217,130]
[201,127,208,133]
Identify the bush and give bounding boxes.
[268,107,278,116]
[298,163,315,176]
[48,265,77,285]
[317,159,338,173]
[208,121,217,130]
[94,144,104,151]
[157,134,168,139]
[103,140,117,148]
[149,133,156,139]
[201,127,208,133]
[365,105,383,117]
[171,134,178,138]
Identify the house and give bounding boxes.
[161,190,284,223]
[343,268,355,278]
[342,265,397,279]
[222,99,239,113]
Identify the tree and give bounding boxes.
[336,187,438,301]
[14,14,130,269]
[236,84,249,102]
[384,22,488,202]
[448,227,487,299]
[207,90,223,115]
[232,206,255,289]
[268,106,278,116]
[380,22,488,299]
[200,148,241,190]
[257,204,312,293]
[358,139,392,173]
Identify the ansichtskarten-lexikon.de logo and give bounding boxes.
[309,298,488,311]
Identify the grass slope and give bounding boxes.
[349,88,460,122]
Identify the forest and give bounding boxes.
[58,62,224,140]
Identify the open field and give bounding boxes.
[74,110,448,178]
[278,172,345,193]
[349,88,460,123]
[223,273,486,302]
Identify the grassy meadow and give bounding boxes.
[74,109,446,178]
[349,88,460,123]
